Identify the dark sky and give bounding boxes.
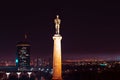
[0,1,120,60]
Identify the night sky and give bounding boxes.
[0,1,120,60]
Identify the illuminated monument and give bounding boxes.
[52,15,62,80]
[16,34,31,71]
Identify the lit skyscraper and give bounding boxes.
[16,34,31,71]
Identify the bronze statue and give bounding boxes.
[54,15,61,34]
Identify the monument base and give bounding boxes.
[52,78,62,80]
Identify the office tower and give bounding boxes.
[16,34,31,71]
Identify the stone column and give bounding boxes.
[52,34,62,80]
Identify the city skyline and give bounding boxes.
[0,1,120,60]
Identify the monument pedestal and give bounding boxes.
[52,34,62,80]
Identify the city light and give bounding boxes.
[100,63,107,67]
[16,58,18,63]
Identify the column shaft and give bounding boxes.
[52,35,62,80]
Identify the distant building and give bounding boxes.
[16,34,31,71]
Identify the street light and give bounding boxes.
[17,72,21,78]
[6,72,10,78]
[27,72,32,78]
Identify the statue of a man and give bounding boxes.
[54,15,61,34]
